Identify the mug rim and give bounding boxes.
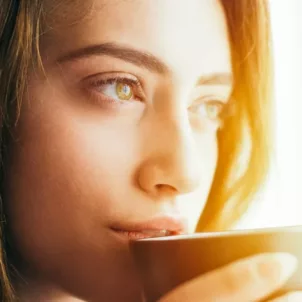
[131,225,302,242]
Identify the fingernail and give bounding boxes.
[258,253,298,284]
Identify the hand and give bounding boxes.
[158,253,300,302]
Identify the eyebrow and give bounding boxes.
[57,42,232,85]
[57,42,169,74]
[196,73,232,86]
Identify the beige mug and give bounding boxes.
[130,226,302,302]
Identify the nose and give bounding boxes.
[137,116,202,198]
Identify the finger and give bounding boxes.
[267,292,302,302]
[159,253,297,302]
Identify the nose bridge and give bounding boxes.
[156,115,201,193]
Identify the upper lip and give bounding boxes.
[111,215,188,235]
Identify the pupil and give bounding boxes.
[122,85,129,94]
[208,105,214,112]
[208,105,217,117]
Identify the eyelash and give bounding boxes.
[85,75,232,125]
[87,75,144,107]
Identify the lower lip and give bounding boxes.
[111,228,178,241]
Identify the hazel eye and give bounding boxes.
[100,81,135,102]
[115,82,133,101]
[203,101,224,120]
[191,99,225,121]
[90,76,143,103]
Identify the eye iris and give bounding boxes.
[116,82,133,100]
[206,103,221,119]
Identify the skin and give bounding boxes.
[2,0,301,301]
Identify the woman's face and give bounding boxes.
[4,0,232,300]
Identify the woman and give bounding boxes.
[0,0,300,301]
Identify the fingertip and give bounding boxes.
[258,253,298,284]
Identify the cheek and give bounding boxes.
[3,89,145,298]
[3,86,141,256]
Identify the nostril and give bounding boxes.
[155,184,178,196]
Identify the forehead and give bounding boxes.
[42,0,231,77]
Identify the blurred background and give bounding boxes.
[236,0,302,229]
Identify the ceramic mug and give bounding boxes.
[130,226,302,302]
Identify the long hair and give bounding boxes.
[198,0,272,231]
[0,0,272,300]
